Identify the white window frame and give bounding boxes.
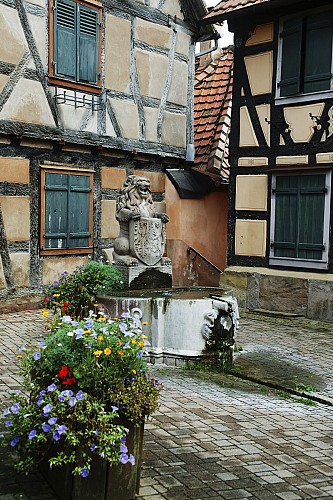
[269,170,331,270]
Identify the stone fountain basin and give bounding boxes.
[98,288,235,366]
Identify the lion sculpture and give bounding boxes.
[113,175,169,266]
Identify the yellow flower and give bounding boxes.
[113,317,119,321]
[98,317,106,322]
[131,339,137,344]
[97,335,104,341]
[138,341,145,348]
[93,303,99,307]
[41,309,49,317]
[84,330,91,334]
[142,321,149,326]
[16,354,23,359]
[53,293,60,298]
[132,370,136,375]
[93,350,103,357]
[141,335,148,339]
[104,347,111,356]
[118,350,124,357]
[117,339,122,345]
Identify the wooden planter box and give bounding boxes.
[39,421,144,500]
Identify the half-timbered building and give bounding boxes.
[203,0,333,320]
[0,0,214,306]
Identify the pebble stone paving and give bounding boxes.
[0,309,333,499]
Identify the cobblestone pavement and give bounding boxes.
[1,309,333,499]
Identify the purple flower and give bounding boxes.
[58,395,65,402]
[42,404,53,416]
[119,322,127,333]
[61,315,72,323]
[120,444,128,453]
[47,383,57,392]
[3,408,10,417]
[33,352,41,361]
[76,390,85,401]
[53,431,61,441]
[90,443,96,452]
[29,430,37,439]
[80,468,89,478]
[10,404,20,415]
[137,351,143,359]
[111,405,118,412]
[75,328,85,340]
[85,343,92,349]
[121,437,127,443]
[56,424,67,435]
[42,423,51,433]
[120,453,129,464]
[121,312,131,319]
[69,397,76,407]
[37,397,44,406]
[10,435,20,447]
[129,454,135,466]
[48,417,57,425]
[85,318,93,329]
[39,390,46,396]
[60,390,73,398]
[5,420,12,427]
[38,341,46,347]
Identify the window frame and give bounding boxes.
[276,7,333,104]
[48,0,102,94]
[40,166,94,256]
[269,170,331,270]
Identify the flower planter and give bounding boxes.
[39,420,144,500]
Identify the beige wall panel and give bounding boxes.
[175,31,191,56]
[26,0,46,7]
[0,74,9,93]
[284,103,324,143]
[135,18,171,49]
[244,52,272,95]
[276,155,308,165]
[168,59,188,106]
[101,200,119,239]
[43,257,88,285]
[105,112,117,138]
[235,220,267,257]
[0,135,10,144]
[1,79,55,126]
[105,15,131,93]
[238,157,268,167]
[0,157,29,183]
[235,175,268,211]
[0,196,30,241]
[57,99,96,131]
[83,111,98,134]
[144,106,158,143]
[11,252,30,287]
[246,23,274,46]
[110,99,139,140]
[239,106,259,147]
[134,170,165,193]
[161,111,186,148]
[0,259,6,289]
[154,201,166,214]
[317,152,333,163]
[0,5,28,64]
[101,167,126,190]
[256,104,270,146]
[161,0,183,19]
[27,13,46,67]
[20,138,53,149]
[136,49,168,99]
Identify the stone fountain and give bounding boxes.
[99,175,239,367]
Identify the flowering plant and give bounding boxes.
[0,310,161,478]
[41,261,125,319]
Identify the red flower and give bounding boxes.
[61,301,70,312]
[58,365,69,379]
[57,366,77,385]
[44,298,50,304]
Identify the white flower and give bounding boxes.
[67,332,74,337]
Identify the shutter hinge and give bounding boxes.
[98,21,104,28]
[270,241,274,248]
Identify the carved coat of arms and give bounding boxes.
[129,217,166,266]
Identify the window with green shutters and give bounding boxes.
[40,169,93,255]
[278,10,333,98]
[49,0,101,92]
[270,173,331,269]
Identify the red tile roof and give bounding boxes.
[204,0,270,20]
[194,47,233,183]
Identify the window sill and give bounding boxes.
[269,256,328,270]
[40,247,93,256]
[48,76,101,95]
[275,89,333,106]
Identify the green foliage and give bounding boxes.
[1,310,161,478]
[295,383,316,393]
[41,261,125,319]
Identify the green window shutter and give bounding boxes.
[78,5,99,84]
[54,0,77,81]
[44,173,69,249]
[45,173,91,249]
[274,175,326,260]
[68,175,91,248]
[303,13,333,93]
[274,176,298,258]
[279,18,303,97]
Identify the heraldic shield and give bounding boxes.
[129,217,166,266]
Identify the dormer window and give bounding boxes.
[277,10,333,99]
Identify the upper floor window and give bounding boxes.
[49,0,102,93]
[277,11,333,99]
